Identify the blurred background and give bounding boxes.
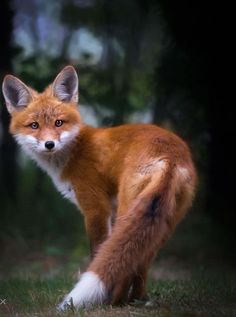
[0,0,234,270]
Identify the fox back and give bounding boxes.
[2,66,197,310]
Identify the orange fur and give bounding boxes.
[2,66,197,308]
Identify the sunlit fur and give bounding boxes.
[2,66,197,310]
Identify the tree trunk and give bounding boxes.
[0,0,17,205]
[157,1,235,245]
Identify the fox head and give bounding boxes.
[2,66,82,156]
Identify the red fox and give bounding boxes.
[2,66,197,309]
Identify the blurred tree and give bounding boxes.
[2,0,232,249]
[0,0,18,207]
[62,0,161,125]
[205,6,235,243]
[156,1,235,245]
[153,2,209,180]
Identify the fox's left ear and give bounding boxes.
[52,66,79,103]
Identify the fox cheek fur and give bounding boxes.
[2,66,197,310]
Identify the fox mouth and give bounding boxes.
[42,148,57,154]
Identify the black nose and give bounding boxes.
[45,141,55,150]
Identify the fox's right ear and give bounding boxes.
[2,75,32,114]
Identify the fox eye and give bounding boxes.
[55,120,63,127]
[30,122,39,129]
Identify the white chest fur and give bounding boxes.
[33,154,78,207]
[48,168,78,206]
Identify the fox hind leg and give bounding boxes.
[129,261,151,302]
[112,162,196,304]
[61,162,196,309]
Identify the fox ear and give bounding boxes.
[52,66,79,103]
[2,75,32,114]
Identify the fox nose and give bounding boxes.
[45,141,55,150]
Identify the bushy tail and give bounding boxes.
[59,161,195,310]
[89,162,176,295]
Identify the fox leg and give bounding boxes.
[76,190,112,257]
[109,276,132,305]
[85,214,109,258]
[105,258,149,305]
[129,263,150,302]
[111,272,150,305]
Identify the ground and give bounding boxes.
[0,213,235,317]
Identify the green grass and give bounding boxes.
[0,273,235,317]
[1,213,235,317]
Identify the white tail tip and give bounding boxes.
[58,271,107,310]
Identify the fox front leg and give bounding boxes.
[76,189,113,257]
